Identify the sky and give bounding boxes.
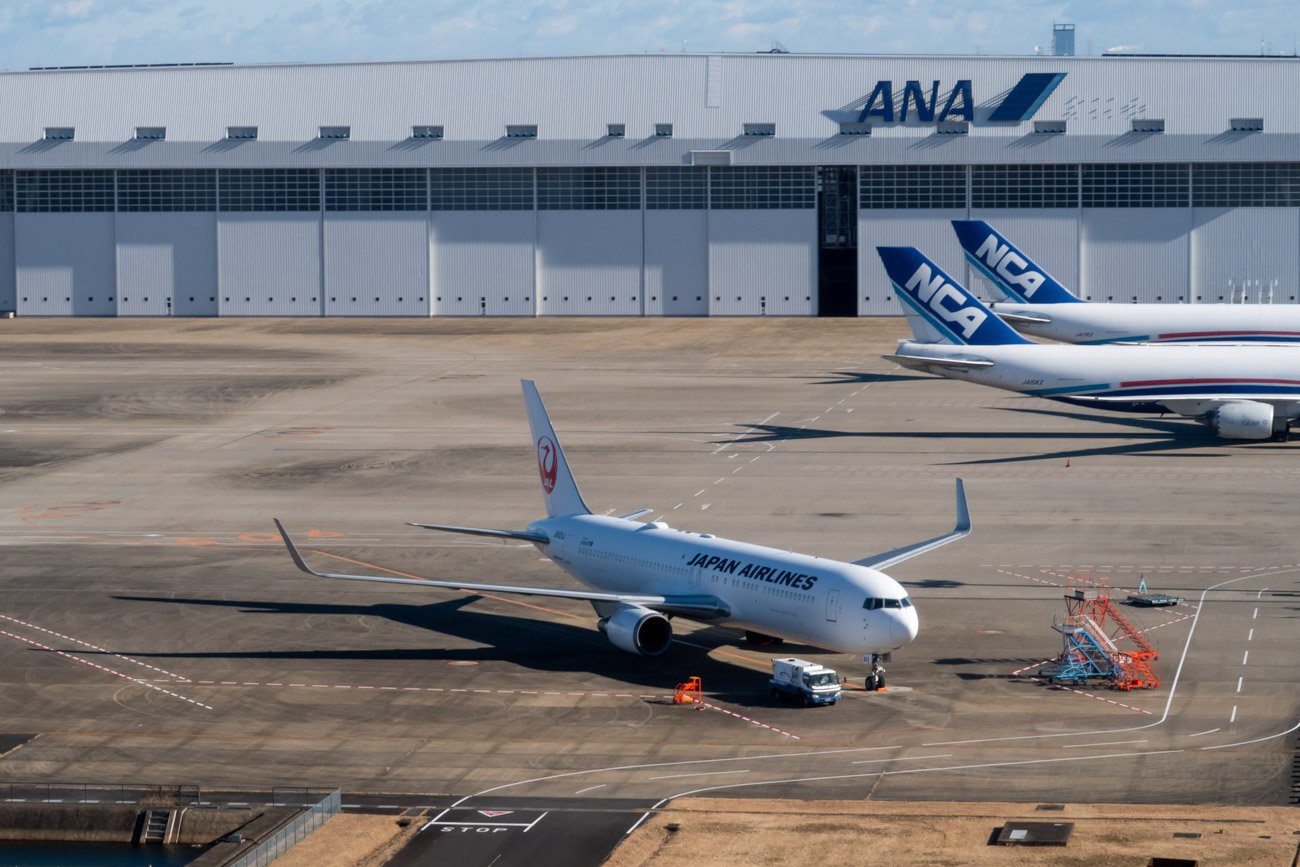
[0,0,1295,70]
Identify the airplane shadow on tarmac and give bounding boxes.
[105,594,804,705]
[808,370,933,385]
[724,403,1282,465]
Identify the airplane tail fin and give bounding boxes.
[521,380,592,517]
[951,220,1082,304]
[877,247,1032,346]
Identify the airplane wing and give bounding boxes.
[852,479,971,571]
[407,522,549,543]
[274,520,731,619]
[884,352,995,370]
[994,311,1052,325]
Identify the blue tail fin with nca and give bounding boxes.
[877,246,1032,346]
[951,220,1081,305]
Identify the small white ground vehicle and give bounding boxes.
[769,658,841,706]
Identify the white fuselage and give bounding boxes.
[527,513,918,656]
[896,339,1300,414]
[994,301,1300,345]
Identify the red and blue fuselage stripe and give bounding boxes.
[1028,378,1300,399]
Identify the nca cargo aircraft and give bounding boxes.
[953,219,1300,345]
[277,381,971,660]
[877,246,1300,440]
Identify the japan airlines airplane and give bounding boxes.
[877,246,1300,440]
[952,219,1300,345]
[276,380,971,661]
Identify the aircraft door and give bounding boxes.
[825,588,840,622]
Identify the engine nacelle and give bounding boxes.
[599,605,673,656]
[1210,400,1274,440]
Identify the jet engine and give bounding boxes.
[1209,400,1274,440]
[599,605,673,656]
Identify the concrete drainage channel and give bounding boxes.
[0,784,340,866]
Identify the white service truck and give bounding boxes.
[769,657,841,706]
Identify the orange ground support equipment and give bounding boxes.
[674,676,702,704]
[1042,577,1161,691]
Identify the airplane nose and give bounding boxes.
[890,607,919,646]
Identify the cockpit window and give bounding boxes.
[864,597,910,610]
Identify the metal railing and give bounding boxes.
[228,789,341,867]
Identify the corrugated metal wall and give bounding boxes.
[858,211,968,315]
[2,54,1297,144]
[0,214,14,312]
[708,211,816,315]
[15,213,116,316]
[644,210,708,316]
[430,211,536,316]
[116,213,217,316]
[537,212,642,316]
[1081,210,1192,303]
[1190,208,1300,303]
[324,213,429,316]
[217,214,323,316]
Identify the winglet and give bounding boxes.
[877,247,1032,346]
[852,478,972,571]
[273,518,322,578]
[953,478,970,535]
[952,220,1082,304]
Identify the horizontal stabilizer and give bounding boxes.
[407,522,549,544]
[885,352,995,370]
[853,479,971,571]
[994,310,1053,325]
[616,508,654,521]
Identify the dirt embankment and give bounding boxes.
[606,799,1300,867]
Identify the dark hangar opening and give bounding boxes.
[817,165,859,317]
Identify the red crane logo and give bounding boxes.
[537,436,558,494]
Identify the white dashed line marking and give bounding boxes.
[0,612,192,682]
[0,628,212,711]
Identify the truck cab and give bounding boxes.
[769,657,841,706]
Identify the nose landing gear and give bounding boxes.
[863,653,888,692]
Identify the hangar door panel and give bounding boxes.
[856,211,966,316]
[963,210,1080,301]
[1081,210,1190,304]
[537,211,642,316]
[116,213,218,316]
[645,210,707,316]
[325,214,429,316]
[430,211,535,316]
[0,214,14,312]
[1191,208,1300,304]
[218,214,322,316]
[708,211,816,316]
[16,213,116,316]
